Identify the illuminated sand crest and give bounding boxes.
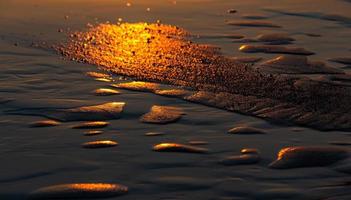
[59,23,351,131]
[140,105,184,124]
[153,143,209,154]
[82,140,118,148]
[269,146,349,169]
[29,183,128,199]
[51,102,125,122]
[72,121,109,129]
[29,120,61,128]
[6,102,125,122]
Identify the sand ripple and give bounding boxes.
[140,105,184,124]
[82,140,118,148]
[58,23,351,131]
[153,143,209,154]
[29,120,60,128]
[239,44,314,55]
[51,102,125,122]
[72,121,109,129]
[29,183,127,199]
[269,146,349,169]
[228,126,267,134]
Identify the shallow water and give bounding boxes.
[0,0,351,199]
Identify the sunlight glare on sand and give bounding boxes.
[59,22,222,82]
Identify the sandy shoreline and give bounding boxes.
[0,0,350,199]
[1,39,350,199]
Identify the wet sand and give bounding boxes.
[0,0,351,199]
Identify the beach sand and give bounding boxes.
[0,0,350,199]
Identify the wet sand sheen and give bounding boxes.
[58,23,351,131]
[1,1,351,200]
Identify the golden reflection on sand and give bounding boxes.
[59,22,282,102]
[277,147,294,160]
[154,143,183,150]
[29,183,128,199]
[140,105,184,124]
[82,140,118,148]
[63,23,187,70]
[72,121,109,129]
[112,81,160,92]
[153,143,209,153]
[59,22,230,86]
[69,183,119,191]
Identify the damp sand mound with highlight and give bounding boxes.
[58,23,351,131]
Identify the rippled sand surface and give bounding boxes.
[58,22,351,130]
[0,0,351,199]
